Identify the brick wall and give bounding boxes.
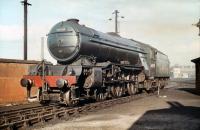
[0,59,39,104]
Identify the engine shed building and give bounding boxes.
[191,57,200,91]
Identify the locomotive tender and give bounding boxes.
[21,19,170,105]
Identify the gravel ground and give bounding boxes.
[36,81,200,130]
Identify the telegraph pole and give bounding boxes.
[109,10,124,34]
[21,0,31,60]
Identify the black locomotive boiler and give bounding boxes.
[21,19,170,105]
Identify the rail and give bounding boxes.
[0,92,156,130]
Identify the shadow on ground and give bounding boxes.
[128,101,200,130]
[177,87,200,96]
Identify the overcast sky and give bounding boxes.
[0,0,199,65]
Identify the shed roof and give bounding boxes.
[191,57,200,63]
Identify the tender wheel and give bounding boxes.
[144,81,153,93]
[160,79,165,89]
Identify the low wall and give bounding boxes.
[0,59,40,104]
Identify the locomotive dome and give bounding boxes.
[47,19,80,63]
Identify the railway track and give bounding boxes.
[0,91,156,130]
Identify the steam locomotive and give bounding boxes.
[20,19,170,106]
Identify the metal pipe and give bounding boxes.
[41,37,44,60]
[114,10,119,34]
[27,86,31,98]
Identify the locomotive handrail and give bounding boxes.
[47,31,74,35]
[90,38,146,54]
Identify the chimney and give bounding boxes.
[67,18,79,24]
